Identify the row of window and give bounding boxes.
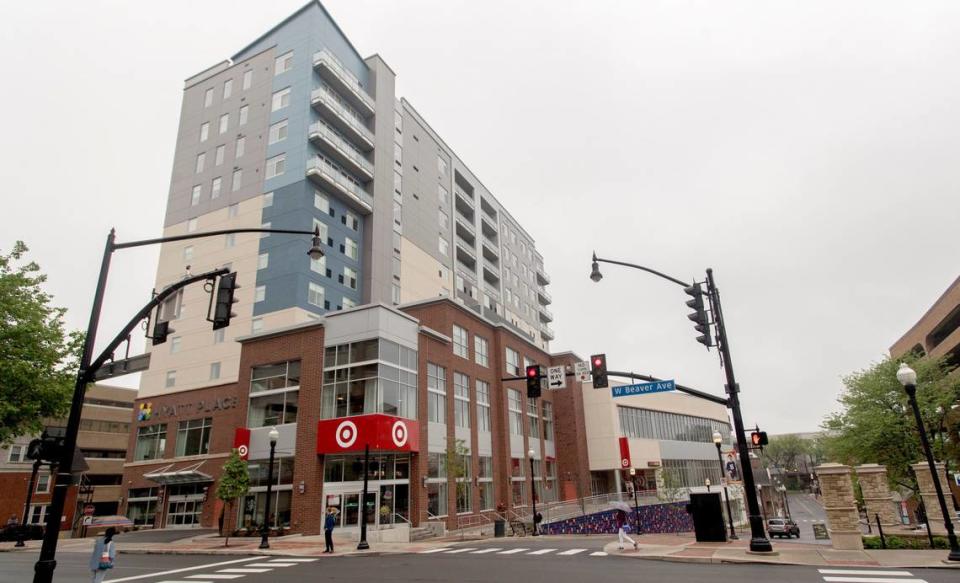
[134,418,213,461]
[617,406,731,444]
[202,68,255,109]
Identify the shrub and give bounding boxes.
[862,535,951,550]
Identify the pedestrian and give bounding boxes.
[5,514,17,528]
[615,510,637,551]
[324,507,336,553]
[89,527,117,582]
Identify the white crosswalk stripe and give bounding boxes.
[444,547,477,554]
[247,562,296,567]
[557,548,587,556]
[527,548,557,555]
[817,567,924,583]
[590,552,608,556]
[818,572,913,577]
[822,578,924,583]
[275,558,319,562]
[186,576,243,581]
[470,548,503,554]
[217,568,272,574]
[420,546,611,558]
[498,548,529,554]
[420,547,453,553]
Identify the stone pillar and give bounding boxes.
[911,461,947,535]
[855,464,899,529]
[816,463,863,550]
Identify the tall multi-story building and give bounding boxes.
[139,0,553,400]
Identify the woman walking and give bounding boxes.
[615,510,638,551]
[89,527,117,582]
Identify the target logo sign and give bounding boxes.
[392,420,408,447]
[238,445,249,458]
[233,427,251,460]
[335,420,359,449]
[621,457,630,468]
[618,437,632,470]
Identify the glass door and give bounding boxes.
[341,492,377,527]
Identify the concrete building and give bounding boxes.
[139,0,554,402]
[890,275,960,366]
[0,384,135,534]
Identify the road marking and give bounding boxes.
[107,557,261,583]
[819,571,913,576]
[590,552,608,556]
[527,548,557,555]
[274,558,319,562]
[217,568,273,574]
[444,547,477,554]
[247,562,297,567]
[498,548,529,554]
[470,548,503,554]
[420,547,453,553]
[157,580,212,583]
[557,548,587,556]
[186,577,243,581]
[822,578,925,583]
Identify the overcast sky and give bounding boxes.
[2,1,958,433]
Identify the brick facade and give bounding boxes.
[0,472,77,532]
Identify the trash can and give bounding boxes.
[494,519,506,538]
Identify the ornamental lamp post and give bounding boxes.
[259,427,279,550]
[628,467,642,536]
[896,363,960,561]
[705,478,711,492]
[528,448,539,536]
[713,431,738,539]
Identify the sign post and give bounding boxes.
[574,361,591,383]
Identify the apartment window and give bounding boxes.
[542,401,554,442]
[453,325,469,359]
[474,336,488,367]
[438,184,449,207]
[165,370,176,388]
[314,191,329,213]
[427,452,447,517]
[134,424,167,461]
[211,177,222,199]
[209,361,221,380]
[269,119,288,144]
[438,207,449,230]
[241,69,253,90]
[255,285,266,303]
[508,388,523,435]
[214,328,225,344]
[438,156,448,177]
[393,171,402,196]
[344,211,360,231]
[439,236,448,257]
[475,380,492,432]
[343,267,357,290]
[218,113,229,134]
[527,397,540,439]
[266,154,286,179]
[35,473,50,494]
[228,203,239,218]
[175,418,212,457]
[427,363,447,424]
[7,445,27,463]
[258,253,269,270]
[274,51,293,75]
[261,222,271,238]
[263,192,274,207]
[272,87,291,111]
[394,142,402,167]
[478,455,494,510]
[391,284,401,305]
[215,144,225,166]
[343,297,356,309]
[183,246,193,261]
[223,78,233,99]
[344,237,358,260]
[170,337,181,353]
[308,282,324,307]
[310,253,326,274]
[190,185,201,206]
[204,87,213,107]
[195,153,205,173]
[232,169,242,192]
[454,372,470,429]
[199,122,209,142]
[239,105,248,126]
[252,318,263,333]
[236,136,246,158]
[506,347,520,376]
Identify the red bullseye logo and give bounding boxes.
[621,458,630,468]
[237,445,249,458]
[392,421,408,447]
[335,420,358,449]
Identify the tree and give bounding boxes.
[216,450,250,547]
[446,439,470,510]
[761,434,812,473]
[821,354,960,492]
[656,467,686,502]
[0,241,82,445]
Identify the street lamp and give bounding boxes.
[713,431,738,540]
[528,448,539,536]
[628,467,642,536]
[896,363,960,561]
[705,478,711,492]
[259,427,280,550]
[778,485,790,519]
[589,253,772,553]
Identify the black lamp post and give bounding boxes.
[628,467,642,536]
[896,363,960,562]
[32,227,322,582]
[15,460,44,548]
[357,444,371,550]
[259,427,280,550]
[713,431,738,540]
[528,448,539,536]
[590,254,772,553]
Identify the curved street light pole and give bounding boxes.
[590,254,773,553]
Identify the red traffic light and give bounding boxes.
[593,357,603,366]
[527,366,539,378]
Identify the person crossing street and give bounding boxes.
[615,510,638,551]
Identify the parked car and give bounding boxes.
[767,518,800,538]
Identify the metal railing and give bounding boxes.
[312,49,376,112]
[306,156,374,211]
[308,120,374,177]
[310,85,374,146]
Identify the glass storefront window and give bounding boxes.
[251,361,301,393]
[175,418,212,457]
[248,390,298,427]
[134,424,166,461]
[321,340,417,420]
[427,482,447,517]
[247,457,294,488]
[239,490,292,529]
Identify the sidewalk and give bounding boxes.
[603,533,960,569]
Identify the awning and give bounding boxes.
[143,462,213,485]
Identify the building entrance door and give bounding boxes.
[341,492,376,528]
[164,483,206,528]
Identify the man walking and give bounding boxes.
[324,507,336,553]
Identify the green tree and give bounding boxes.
[761,435,813,483]
[216,449,250,546]
[446,439,469,510]
[821,354,960,491]
[656,467,686,502]
[0,241,82,444]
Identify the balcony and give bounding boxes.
[310,85,374,151]
[455,188,475,219]
[306,156,373,214]
[539,304,553,323]
[480,213,499,239]
[308,121,374,181]
[482,260,500,285]
[480,196,498,220]
[536,286,552,305]
[536,265,550,285]
[481,237,499,263]
[313,49,376,116]
[541,325,555,341]
[455,242,477,272]
[455,216,476,246]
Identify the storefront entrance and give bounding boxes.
[322,453,411,530]
[164,483,206,528]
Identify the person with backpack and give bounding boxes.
[89,527,117,582]
[615,510,638,551]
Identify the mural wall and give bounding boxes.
[540,502,693,535]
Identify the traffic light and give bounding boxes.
[750,431,768,448]
[526,365,542,399]
[684,283,713,348]
[36,428,66,463]
[150,319,173,346]
[210,272,240,330]
[590,354,608,388]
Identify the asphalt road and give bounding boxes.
[1,539,957,583]
[778,491,830,544]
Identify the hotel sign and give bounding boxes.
[137,395,239,422]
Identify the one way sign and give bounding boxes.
[547,366,566,390]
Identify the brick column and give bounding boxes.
[815,463,863,550]
[911,461,947,535]
[854,464,899,530]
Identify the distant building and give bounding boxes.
[890,275,960,364]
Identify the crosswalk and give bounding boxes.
[817,568,925,583]
[151,557,318,583]
[419,547,606,559]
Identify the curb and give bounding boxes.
[616,551,960,569]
